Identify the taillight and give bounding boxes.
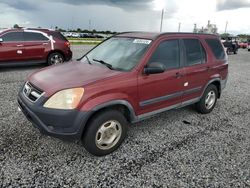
[65,41,70,48]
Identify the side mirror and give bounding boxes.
[144,62,165,75]
[0,38,3,42]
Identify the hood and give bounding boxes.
[28,61,122,96]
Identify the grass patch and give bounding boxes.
[70,41,101,45]
[67,37,104,41]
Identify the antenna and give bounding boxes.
[178,23,181,32]
[160,9,164,32]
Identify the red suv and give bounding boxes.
[0,28,72,66]
[18,32,228,156]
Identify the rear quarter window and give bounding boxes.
[205,39,225,60]
[50,32,68,41]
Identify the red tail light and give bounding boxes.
[65,41,70,48]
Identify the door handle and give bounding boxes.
[175,72,183,78]
[16,44,24,47]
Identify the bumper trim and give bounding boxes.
[17,92,90,141]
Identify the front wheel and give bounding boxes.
[82,110,128,156]
[47,52,64,65]
[195,84,218,114]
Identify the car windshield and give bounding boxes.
[81,37,151,71]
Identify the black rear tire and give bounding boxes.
[82,110,128,156]
[196,84,218,114]
[47,52,64,65]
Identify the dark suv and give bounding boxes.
[18,32,228,156]
[0,28,72,66]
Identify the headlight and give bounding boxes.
[43,88,84,109]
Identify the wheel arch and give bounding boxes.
[203,78,222,98]
[80,100,137,138]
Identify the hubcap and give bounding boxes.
[51,54,63,64]
[205,90,216,109]
[95,120,122,150]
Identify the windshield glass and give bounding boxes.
[81,37,151,71]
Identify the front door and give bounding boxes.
[0,31,24,63]
[138,39,185,116]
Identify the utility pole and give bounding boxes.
[160,9,164,32]
[71,17,74,30]
[89,19,91,31]
[224,21,228,33]
[178,22,181,32]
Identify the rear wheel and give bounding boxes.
[82,110,128,156]
[196,84,218,114]
[48,52,64,65]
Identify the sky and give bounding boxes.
[0,0,250,34]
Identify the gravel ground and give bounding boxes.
[0,46,250,187]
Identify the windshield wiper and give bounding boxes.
[93,59,113,70]
[85,55,92,65]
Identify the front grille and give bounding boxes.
[23,82,44,102]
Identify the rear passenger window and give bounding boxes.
[148,40,180,70]
[24,32,48,41]
[1,32,23,42]
[183,39,205,66]
[205,39,225,60]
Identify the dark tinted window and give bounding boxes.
[24,32,48,41]
[149,40,180,70]
[205,39,225,60]
[1,32,23,42]
[183,39,205,66]
[49,31,67,41]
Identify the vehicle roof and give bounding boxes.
[116,32,219,40]
[0,28,56,34]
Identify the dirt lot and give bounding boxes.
[0,46,249,187]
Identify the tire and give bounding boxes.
[248,49,250,52]
[82,110,128,156]
[195,84,218,114]
[47,52,64,65]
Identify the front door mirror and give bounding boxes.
[144,62,165,75]
[0,38,3,42]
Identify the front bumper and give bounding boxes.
[17,90,90,141]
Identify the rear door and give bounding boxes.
[138,38,185,115]
[181,38,209,103]
[0,31,24,63]
[22,31,49,61]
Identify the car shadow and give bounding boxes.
[0,64,47,72]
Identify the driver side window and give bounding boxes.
[148,39,180,70]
